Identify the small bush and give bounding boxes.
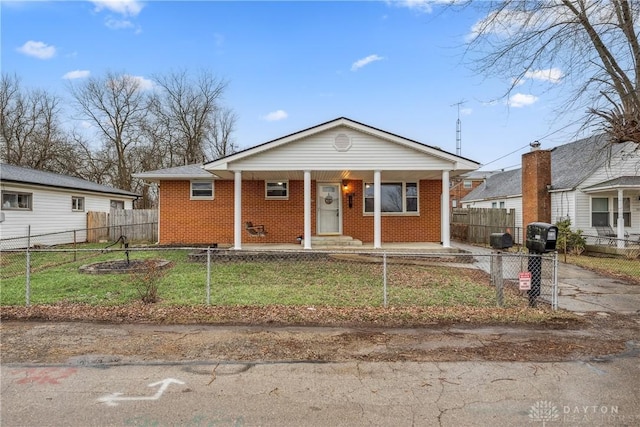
[131,259,166,304]
[555,218,586,255]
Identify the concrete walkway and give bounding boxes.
[451,242,640,315]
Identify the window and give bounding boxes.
[72,196,85,212]
[614,197,631,227]
[265,180,288,199]
[499,201,505,209]
[110,200,125,209]
[591,197,609,226]
[2,191,32,210]
[364,182,418,214]
[463,180,472,189]
[190,181,213,199]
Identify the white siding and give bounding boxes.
[228,128,456,171]
[574,143,640,235]
[0,183,133,248]
[551,191,577,225]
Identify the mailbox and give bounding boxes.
[526,222,558,253]
[490,232,514,250]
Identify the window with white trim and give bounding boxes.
[190,181,214,200]
[364,182,418,213]
[110,200,125,209]
[463,180,472,189]
[72,196,85,212]
[614,197,631,227]
[265,180,288,199]
[2,191,32,210]
[591,197,609,226]
[491,202,497,208]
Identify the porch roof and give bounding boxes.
[582,176,640,193]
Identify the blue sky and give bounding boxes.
[1,0,588,171]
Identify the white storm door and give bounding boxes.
[317,184,341,234]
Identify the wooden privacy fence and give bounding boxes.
[451,208,516,244]
[86,209,158,242]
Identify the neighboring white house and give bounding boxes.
[1,163,139,248]
[462,135,640,244]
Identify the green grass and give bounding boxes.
[0,249,526,308]
[562,254,640,284]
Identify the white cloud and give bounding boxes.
[524,68,564,83]
[460,107,473,116]
[105,17,135,30]
[262,110,288,121]
[507,93,538,108]
[91,0,144,17]
[17,40,56,59]
[63,70,91,80]
[130,75,154,91]
[386,0,459,14]
[351,54,384,71]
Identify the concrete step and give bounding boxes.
[305,236,363,247]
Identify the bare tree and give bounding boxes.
[147,70,235,165]
[465,0,639,145]
[0,73,82,174]
[207,106,238,160]
[68,72,149,191]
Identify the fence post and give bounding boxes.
[492,252,504,307]
[73,230,77,262]
[552,252,558,310]
[206,247,211,305]
[26,225,31,307]
[383,252,388,308]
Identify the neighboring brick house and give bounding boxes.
[449,171,498,210]
[462,134,640,245]
[134,117,479,249]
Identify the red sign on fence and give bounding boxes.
[519,272,532,290]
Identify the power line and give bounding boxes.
[480,143,530,168]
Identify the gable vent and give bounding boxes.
[333,133,352,152]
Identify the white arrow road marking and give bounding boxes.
[98,378,185,406]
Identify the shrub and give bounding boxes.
[555,218,586,255]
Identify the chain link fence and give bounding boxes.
[0,245,558,309]
[0,222,158,251]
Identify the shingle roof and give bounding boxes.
[462,134,626,202]
[132,164,216,181]
[583,175,640,190]
[1,163,139,198]
[462,168,522,201]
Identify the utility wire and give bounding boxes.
[480,143,530,168]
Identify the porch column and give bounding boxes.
[233,171,242,250]
[304,170,312,249]
[441,170,451,248]
[374,170,382,249]
[617,188,625,249]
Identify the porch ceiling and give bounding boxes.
[212,169,459,181]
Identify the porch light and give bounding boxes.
[348,192,355,208]
[342,180,349,191]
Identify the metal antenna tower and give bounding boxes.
[451,100,466,156]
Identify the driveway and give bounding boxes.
[451,242,640,315]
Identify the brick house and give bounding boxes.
[134,117,479,249]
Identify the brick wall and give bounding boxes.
[159,179,442,244]
[522,149,552,226]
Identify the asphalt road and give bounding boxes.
[3,345,640,427]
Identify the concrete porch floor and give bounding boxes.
[237,242,462,253]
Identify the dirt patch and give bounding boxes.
[1,307,638,365]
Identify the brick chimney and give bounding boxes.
[522,143,551,227]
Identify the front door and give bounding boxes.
[317,183,341,235]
